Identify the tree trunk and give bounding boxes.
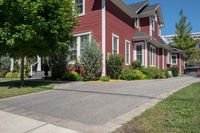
[20,55,25,87]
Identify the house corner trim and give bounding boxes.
[102,0,106,76]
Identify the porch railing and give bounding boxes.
[30,61,39,76]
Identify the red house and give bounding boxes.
[70,0,185,75]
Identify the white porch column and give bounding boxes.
[162,48,165,70]
[101,0,106,76]
[37,55,42,71]
[10,58,14,72]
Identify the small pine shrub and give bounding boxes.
[120,69,146,80]
[100,76,110,82]
[62,71,84,81]
[107,54,124,79]
[80,39,102,81]
[170,67,179,77]
[129,61,142,70]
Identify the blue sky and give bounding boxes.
[125,0,200,35]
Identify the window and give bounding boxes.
[134,18,140,29]
[167,51,172,64]
[112,34,119,54]
[69,32,91,63]
[172,54,177,65]
[80,35,89,52]
[75,0,85,16]
[69,37,77,61]
[125,40,130,65]
[150,45,156,66]
[136,45,143,63]
[151,16,155,31]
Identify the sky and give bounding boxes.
[125,0,200,35]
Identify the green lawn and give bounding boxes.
[114,82,200,133]
[0,80,54,99]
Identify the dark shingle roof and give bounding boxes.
[157,37,166,45]
[140,4,159,14]
[129,0,148,13]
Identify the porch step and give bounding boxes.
[31,71,45,79]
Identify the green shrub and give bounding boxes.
[0,56,11,72]
[50,53,67,79]
[142,67,163,79]
[5,72,14,78]
[62,71,84,81]
[4,72,19,78]
[120,69,146,80]
[170,67,179,77]
[129,61,142,70]
[100,76,110,82]
[80,39,102,81]
[107,54,124,79]
[163,70,171,78]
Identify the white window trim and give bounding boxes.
[150,45,156,67]
[152,16,155,31]
[134,42,144,65]
[112,33,119,54]
[75,0,85,16]
[69,32,91,64]
[149,17,153,36]
[125,40,131,65]
[134,18,140,29]
[172,54,178,65]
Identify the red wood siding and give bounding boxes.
[152,20,160,40]
[106,0,135,63]
[73,0,102,44]
[140,17,149,35]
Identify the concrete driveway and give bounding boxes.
[0,76,199,133]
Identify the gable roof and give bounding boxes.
[129,0,148,13]
[110,0,138,18]
[139,4,159,15]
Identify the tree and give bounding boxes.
[173,10,197,60]
[80,39,102,81]
[0,0,77,86]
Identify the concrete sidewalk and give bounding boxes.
[0,110,78,133]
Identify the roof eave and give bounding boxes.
[110,0,138,18]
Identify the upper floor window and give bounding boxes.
[125,40,130,65]
[134,18,140,29]
[112,34,119,54]
[172,54,177,65]
[151,16,155,31]
[75,0,85,16]
[150,45,156,66]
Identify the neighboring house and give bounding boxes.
[164,32,200,74]
[70,0,185,75]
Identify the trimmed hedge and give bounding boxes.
[62,71,84,81]
[141,67,164,79]
[100,76,110,82]
[120,69,146,80]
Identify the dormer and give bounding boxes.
[129,1,164,37]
